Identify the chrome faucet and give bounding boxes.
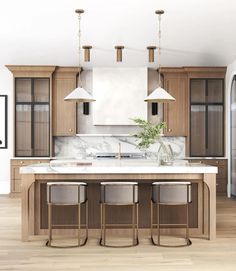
[117,142,121,160]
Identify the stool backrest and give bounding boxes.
[47,182,87,205]
[152,182,191,204]
[101,182,138,204]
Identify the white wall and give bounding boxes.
[0,66,13,194]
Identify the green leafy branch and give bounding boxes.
[132,118,166,150]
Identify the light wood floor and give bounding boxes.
[1,196,236,271]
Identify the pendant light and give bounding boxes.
[64,9,95,102]
[145,10,175,102]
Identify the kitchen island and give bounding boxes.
[20,159,217,241]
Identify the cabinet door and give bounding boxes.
[15,78,50,157]
[190,78,224,157]
[34,105,50,156]
[164,74,188,136]
[15,104,33,156]
[52,69,77,136]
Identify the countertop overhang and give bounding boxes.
[20,159,218,174]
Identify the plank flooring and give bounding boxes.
[0,195,236,270]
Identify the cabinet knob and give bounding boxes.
[69,128,73,132]
[20,161,24,165]
[168,128,172,132]
[216,161,219,164]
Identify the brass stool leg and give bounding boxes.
[103,203,106,246]
[186,203,192,246]
[86,200,88,241]
[100,203,103,242]
[78,203,81,246]
[46,203,52,247]
[150,200,153,240]
[157,203,160,246]
[132,204,135,245]
[136,203,139,242]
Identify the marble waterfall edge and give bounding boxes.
[54,136,185,160]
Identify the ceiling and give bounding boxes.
[0,0,236,69]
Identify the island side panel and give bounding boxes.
[21,174,35,241]
[203,173,216,240]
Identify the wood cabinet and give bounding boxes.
[10,159,49,197]
[52,67,79,136]
[190,79,224,157]
[162,71,188,136]
[6,65,56,157]
[188,159,227,195]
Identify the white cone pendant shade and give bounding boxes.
[144,87,175,102]
[64,9,95,103]
[64,87,96,102]
[145,10,175,103]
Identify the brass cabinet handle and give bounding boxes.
[69,128,73,132]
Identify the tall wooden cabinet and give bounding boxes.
[6,65,56,157]
[161,70,188,136]
[52,67,79,136]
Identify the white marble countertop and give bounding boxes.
[20,159,218,174]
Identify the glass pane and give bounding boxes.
[190,105,206,156]
[15,105,32,156]
[34,79,50,102]
[33,105,49,156]
[207,80,223,103]
[191,80,206,103]
[15,79,32,102]
[207,105,223,156]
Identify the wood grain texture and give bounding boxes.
[163,72,188,136]
[52,67,79,136]
[10,159,50,197]
[20,172,216,241]
[0,195,235,271]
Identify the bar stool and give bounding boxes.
[46,182,88,248]
[151,181,192,247]
[100,182,139,248]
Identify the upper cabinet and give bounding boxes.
[190,78,224,157]
[6,65,56,157]
[162,69,188,136]
[52,67,78,136]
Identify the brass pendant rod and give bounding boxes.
[155,10,164,87]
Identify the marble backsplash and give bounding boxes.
[54,136,185,159]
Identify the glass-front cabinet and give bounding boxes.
[15,78,50,157]
[190,79,224,157]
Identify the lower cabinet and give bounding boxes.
[188,159,227,195]
[10,159,49,197]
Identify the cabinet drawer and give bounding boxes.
[11,159,49,166]
[217,167,227,178]
[12,166,21,180]
[10,159,49,196]
[216,178,227,193]
[12,179,21,193]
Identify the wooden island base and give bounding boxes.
[21,172,216,242]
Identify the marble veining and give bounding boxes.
[54,136,185,159]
